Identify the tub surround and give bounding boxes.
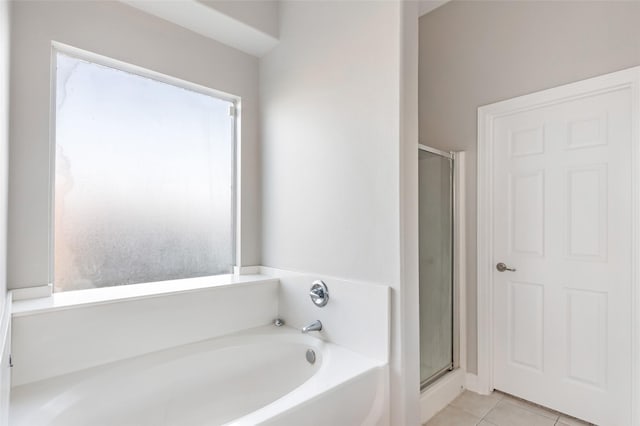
[262,266,390,365]
[9,268,391,425]
[11,274,274,316]
[11,276,279,386]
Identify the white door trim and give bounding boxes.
[453,151,466,372]
[476,67,640,425]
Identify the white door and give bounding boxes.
[490,72,637,425]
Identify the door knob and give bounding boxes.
[496,262,516,272]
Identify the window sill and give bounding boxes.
[11,274,277,317]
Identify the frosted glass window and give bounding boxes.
[54,52,235,292]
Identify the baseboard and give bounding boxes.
[465,373,490,394]
[420,369,465,423]
[10,284,52,301]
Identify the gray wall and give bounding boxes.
[0,0,8,307]
[9,0,261,289]
[419,0,640,373]
[0,2,10,418]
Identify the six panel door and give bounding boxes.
[491,86,633,425]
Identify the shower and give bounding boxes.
[418,145,454,389]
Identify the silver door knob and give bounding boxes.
[496,262,516,272]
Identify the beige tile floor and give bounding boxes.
[424,390,595,426]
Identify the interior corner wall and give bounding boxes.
[8,0,261,290]
[259,1,420,423]
[418,0,640,374]
[0,0,9,307]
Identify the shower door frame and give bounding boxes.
[418,144,467,391]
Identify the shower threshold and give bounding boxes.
[420,363,454,391]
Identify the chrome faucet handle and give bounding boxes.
[309,280,329,307]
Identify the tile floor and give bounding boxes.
[424,390,595,426]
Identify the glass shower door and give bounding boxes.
[419,148,453,388]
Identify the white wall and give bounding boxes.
[260,1,401,285]
[200,0,279,39]
[399,2,421,423]
[260,1,420,423]
[119,0,279,58]
[419,0,640,374]
[8,0,261,290]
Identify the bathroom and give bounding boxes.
[0,1,639,425]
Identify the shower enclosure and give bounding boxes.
[418,145,454,389]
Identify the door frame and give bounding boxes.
[476,67,640,424]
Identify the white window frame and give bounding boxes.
[49,41,241,292]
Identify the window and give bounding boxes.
[53,50,236,292]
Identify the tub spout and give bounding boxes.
[301,320,322,333]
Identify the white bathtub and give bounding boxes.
[9,325,388,426]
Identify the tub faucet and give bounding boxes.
[301,320,322,333]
